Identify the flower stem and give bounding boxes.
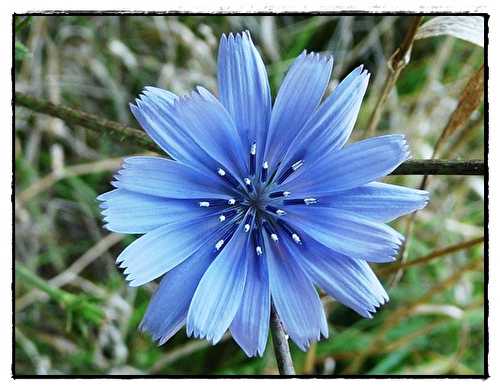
[270,305,295,375]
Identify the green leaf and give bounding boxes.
[15,41,30,61]
[15,16,32,32]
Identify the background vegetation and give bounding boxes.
[14,14,485,375]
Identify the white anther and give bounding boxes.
[244,224,251,233]
[283,191,291,197]
[263,161,269,169]
[244,177,252,185]
[256,246,263,256]
[219,215,226,222]
[271,233,279,242]
[250,143,256,155]
[215,240,224,251]
[199,201,210,207]
[228,198,236,205]
[217,168,226,176]
[292,160,304,171]
[276,209,286,216]
[304,197,317,205]
[292,233,301,244]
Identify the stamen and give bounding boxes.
[276,219,302,245]
[243,212,253,233]
[252,225,264,256]
[217,167,240,188]
[199,199,232,208]
[262,219,279,243]
[215,239,224,251]
[277,160,304,185]
[261,161,269,182]
[292,160,304,170]
[269,191,291,199]
[244,177,254,193]
[304,197,318,205]
[266,205,286,216]
[228,198,236,205]
[214,224,238,252]
[219,210,238,223]
[249,142,256,176]
[284,197,318,206]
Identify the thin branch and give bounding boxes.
[15,91,155,149]
[17,157,124,203]
[390,159,484,176]
[379,236,484,276]
[15,92,484,177]
[16,233,124,311]
[365,16,423,136]
[270,305,295,375]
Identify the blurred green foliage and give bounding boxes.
[14,14,485,375]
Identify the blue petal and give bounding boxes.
[113,156,236,199]
[186,226,249,344]
[116,214,221,287]
[143,86,176,104]
[172,88,248,181]
[276,66,369,176]
[296,234,389,318]
[230,250,270,357]
[321,182,429,223]
[130,90,217,173]
[140,243,215,344]
[282,207,404,263]
[264,51,333,170]
[98,189,215,234]
[265,230,328,351]
[217,31,271,159]
[281,134,410,195]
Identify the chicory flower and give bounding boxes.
[98,31,429,357]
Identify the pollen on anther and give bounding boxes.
[217,168,226,176]
[228,198,236,205]
[244,224,251,232]
[256,246,263,256]
[292,233,302,244]
[199,201,210,207]
[271,233,279,242]
[292,160,304,171]
[304,197,318,205]
[215,239,224,251]
[219,215,226,222]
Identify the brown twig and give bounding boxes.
[390,64,485,288]
[15,91,155,149]
[345,257,483,373]
[390,159,484,176]
[17,157,124,203]
[365,16,423,136]
[379,236,484,276]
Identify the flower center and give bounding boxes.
[198,142,317,256]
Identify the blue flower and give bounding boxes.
[98,31,429,357]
